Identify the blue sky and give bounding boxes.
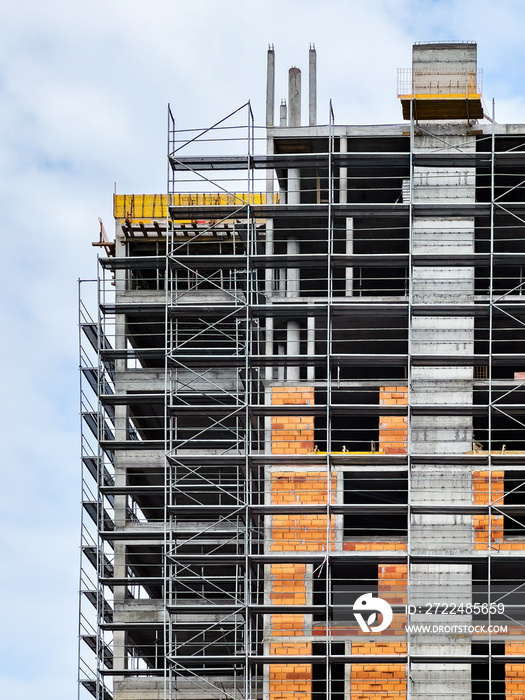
[1,1,525,698]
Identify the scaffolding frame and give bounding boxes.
[78,98,525,700]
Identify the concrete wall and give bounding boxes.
[409,127,475,698]
[412,43,478,95]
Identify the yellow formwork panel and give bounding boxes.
[399,93,483,120]
[170,192,279,207]
[114,193,280,222]
[114,194,167,220]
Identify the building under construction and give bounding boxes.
[79,42,525,699]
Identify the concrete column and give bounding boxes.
[113,436,127,673]
[112,221,129,677]
[112,541,127,672]
[114,315,126,374]
[279,101,288,204]
[287,238,300,297]
[409,130,475,698]
[114,223,127,297]
[265,316,274,383]
[309,45,317,127]
[410,564,472,698]
[339,137,347,204]
[265,219,274,297]
[264,392,272,453]
[345,217,353,297]
[266,131,275,200]
[278,267,286,298]
[278,344,285,382]
[280,100,287,128]
[112,363,128,502]
[112,405,128,676]
[287,236,300,382]
[288,67,301,127]
[266,45,275,128]
[307,314,315,382]
[264,116,276,448]
[288,169,301,205]
[287,321,300,382]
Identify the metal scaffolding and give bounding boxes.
[79,45,525,700]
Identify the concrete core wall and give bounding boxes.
[412,43,478,95]
[409,128,475,698]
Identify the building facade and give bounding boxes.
[79,42,525,700]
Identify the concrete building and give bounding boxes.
[79,41,525,700]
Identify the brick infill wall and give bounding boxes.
[379,386,408,455]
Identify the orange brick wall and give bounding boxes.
[272,386,409,455]
[271,387,314,454]
[351,642,407,699]
[271,472,335,552]
[269,642,312,700]
[270,388,334,553]
[271,563,307,608]
[269,388,316,700]
[269,387,409,700]
[378,564,407,635]
[269,563,312,700]
[379,386,408,455]
[343,541,407,552]
[473,470,504,551]
[473,471,525,551]
[378,564,407,605]
[506,641,525,698]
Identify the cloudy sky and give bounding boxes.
[1,1,525,698]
